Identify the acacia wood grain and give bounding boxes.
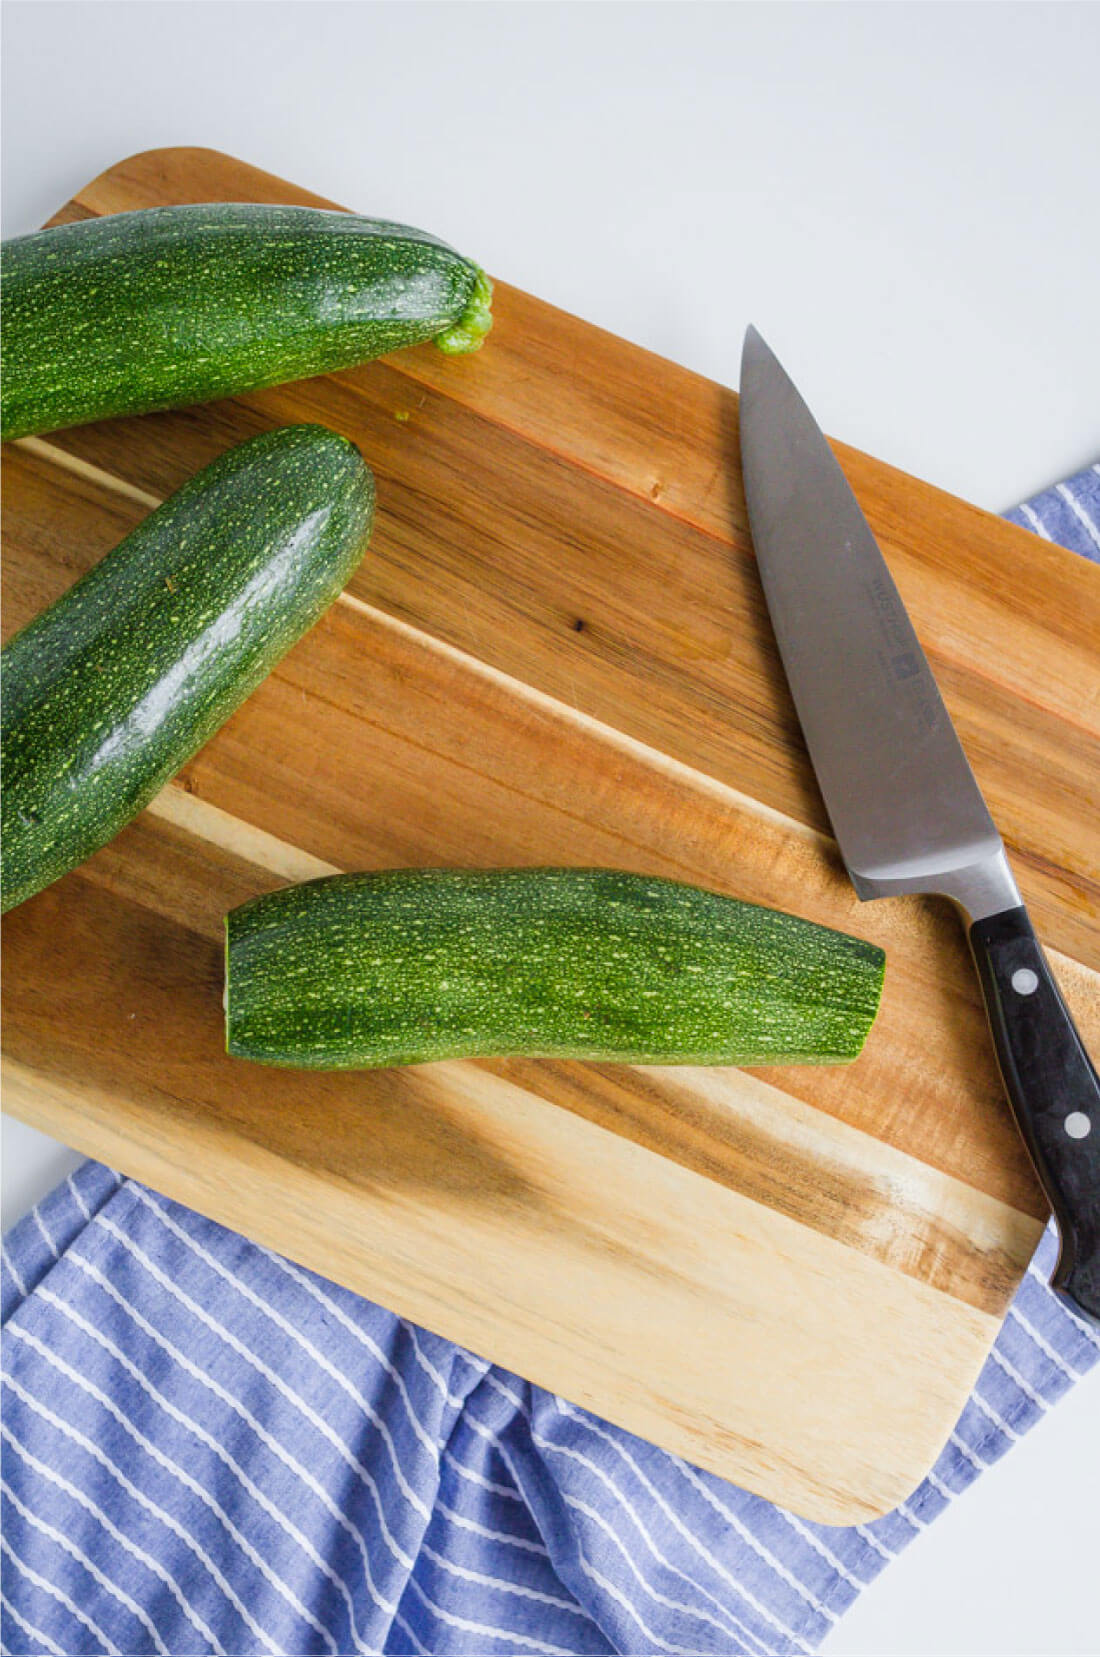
[2,147,1097,1522]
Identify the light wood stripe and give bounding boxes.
[147,787,339,886]
[14,435,164,511]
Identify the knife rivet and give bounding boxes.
[1011,967,1039,995]
[1065,1112,1091,1140]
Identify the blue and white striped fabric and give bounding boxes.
[3,463,1099,1657]
[1004,460,1100,556]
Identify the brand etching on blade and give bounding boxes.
[865,574,939,731]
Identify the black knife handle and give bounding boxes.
[969,905,1100,1325]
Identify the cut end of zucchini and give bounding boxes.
[434,267,493,354]
[223,915,231,1024]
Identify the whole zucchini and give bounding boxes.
[1,425,374,913]
[225,867,886,1068]
[0,202,493,440]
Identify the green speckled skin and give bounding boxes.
[1,425,374,913]
[0,203,492,440]
[226,867,886,1069]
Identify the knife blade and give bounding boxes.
[738,326,1100,1324]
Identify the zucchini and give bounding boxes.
[1,424,374,913]
[0,203,493,440]
[225,867,885,1068]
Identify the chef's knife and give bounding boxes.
[738,326,1100,1324]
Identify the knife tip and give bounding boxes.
[741,324,771,382]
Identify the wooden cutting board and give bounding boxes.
[4,148,1098,1525]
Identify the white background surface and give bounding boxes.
[3,4,1098,1653]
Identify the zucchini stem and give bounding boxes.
[434,267,493,354]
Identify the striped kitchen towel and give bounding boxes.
[2,462,1098,1657]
